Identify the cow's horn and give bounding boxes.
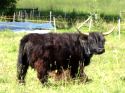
[103,27,115,36]
[75,27,89,36]
[76,27,82,34]
[83,32,89,36]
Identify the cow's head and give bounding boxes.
[78,27,114,55]
[87,32,105,54]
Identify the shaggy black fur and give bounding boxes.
[17,32,105,84]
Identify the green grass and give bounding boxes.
[0,30,125,93]
[16,0,125,15]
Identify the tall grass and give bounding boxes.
[0,29,125,93]
[16,0,125,15]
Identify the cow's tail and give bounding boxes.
[17,38,29,83]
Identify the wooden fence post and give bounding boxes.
[20,11,23,22]
[118,15,121,40]
[24,10,28,21]
[18,11,20,21]
[13,12,15,22]
[53,17,56,32]
[30,10,32,19]
[50,11,52,23]
[38,11,41,23]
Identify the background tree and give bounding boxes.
[0,0,17,15]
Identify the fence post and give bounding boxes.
[30,10,32,19]
[13,12,15,22]
[50,11,52,23]
[118,15,121,40]
[38,11,41,23]
[24,10,28,22]
[53,17,56,32]
[20,11,23,22]
[18,11,20,21]
[33,9,34,19]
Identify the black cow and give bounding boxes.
[17,28,114,84]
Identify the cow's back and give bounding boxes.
[20,33,81,69]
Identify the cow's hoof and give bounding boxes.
[84,78,93,84]
[18,80,25,85]
[79,76,92,84]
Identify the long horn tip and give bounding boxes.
[103,26,115,36]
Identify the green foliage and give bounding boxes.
[0,0,16,8]
[0,29,125,93]
[16,0,124,26]
[16,0,125,15]
[0,0,17,15]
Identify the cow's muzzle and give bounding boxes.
[96,48,105,54]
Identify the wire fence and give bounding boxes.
[0,9,121,37]
[117,11,125,39]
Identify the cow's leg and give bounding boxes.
[17,55,29,84]
[70,60,79,78]
[78,61,88,82]
[34,59,48,84]
[79,61,84,77]
[70,60,88,82]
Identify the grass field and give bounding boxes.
[16,0,125,15]
[0,29,125,93]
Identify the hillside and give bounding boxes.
[16,0,125,15]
